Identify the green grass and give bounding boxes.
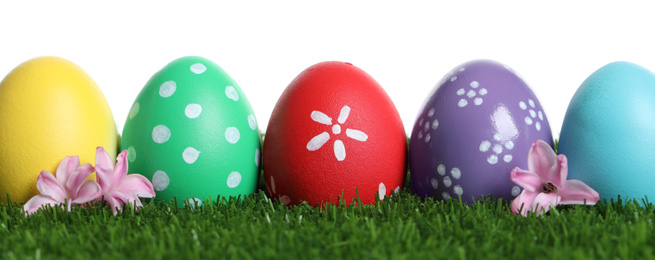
[2,189,655,260]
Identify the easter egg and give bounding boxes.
[409,60,554,203]
[121,56,261,207]
[559,61,655,203]
[0,57,118,203]
[263,61,406,206]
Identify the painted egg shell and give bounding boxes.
[409,60,553,203]
[263,61,406,206]
[559,61,655,203]
[121,56,261,207]
[0,57,118,203]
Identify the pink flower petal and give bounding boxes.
[65,163,95,196]
[510,168,542,192]
[117,174,156,199]
[71,181,102,205]
[36,170,67,203]
[557,154,568,187]
[95,164,115,192]
[55,156,80,186]
[95,146,115,172]
[559,179,600,205]
[104,195,123,216]
[527,140,559,183]
[511,190,539,216]
[531,192,560,216]
[112,150,128,189]
[23,195,62,215]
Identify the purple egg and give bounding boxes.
[409,60,554,203]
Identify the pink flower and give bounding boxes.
[94,147,155,215]
[23,156,102,215]
[510,140,600,216]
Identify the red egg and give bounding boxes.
[263,61,406,206]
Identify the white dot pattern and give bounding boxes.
[458,99,468,107]
[442,192,451,200]
[504,154,513,163]
[225,127,240,144]
[248,115,257,130]
[443,176,452,187]
[183,147,201,164]
[470,81,479,88]
[187,198,202,209]
[479,140,491,152]
[450,168,461,179]
[511,186,521,196]
[152,125,171,144]
[474,97,483,106]
[185,104,202,119]
[487,155,498,164]
[225,86,239,101]
[227,171,242,188]
[127,146,136,163]
[190,63,207,74]
[130,102,140,119]
[453,185,463,196]
[255,149,261,167]
[431,119,439,130]
[431,178,439,189]
[152,170,170,191]
[457,89,465,96]
[159,81,177,98]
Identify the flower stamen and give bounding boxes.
[542,181,558,193]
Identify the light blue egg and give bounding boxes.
[559,61,655,203]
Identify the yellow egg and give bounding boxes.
[0,57,118,203]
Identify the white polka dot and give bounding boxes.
[538,111,544,121]
[248,115,257,130]
[519,101,527,110]
[255,149,261,167]
[225,86,239,101]
[419,118,424,126]
[504,141,514,150]
[467,90,476,98]
[270,175,276,194]
[453,185,463,196]
[129,102,139,119]
[190,63,207,74]
[529,109,537,118]
[424,122,430,132]
[536,122,541,131]
[443,176,452,187]
[437,164,446,176]
[428,108,435,117]
[431,178,439,189]
[159,81,176,98]
[494,133,503,141]
[450,76,457,82]
[511,186,521,196]
[442,192,451,200]
[187,198,202,209]
[183,147,201,164]
[487,155,498,165]
[458,99,468,107]
[378,182,386,200]
[152,125,171,144]
[504,154,513,163]
[493,144,503,154]
[457,88,465,96]
[525,117,533,125]
[474,97,483,106]
[127,146,136,163]
[227,171,242,188]
[459,67,465,72]
[418,131,423,139]
[528,99,535,108]
[185,104,202,119]
[394,186,400,193]
[479,140,491,152]
[280,195,291,205]
[470,81,479,88]
[424,133,431,143]
[432,119,439,130]
[225,127,240,144]
[152,170,170,191]
[479,88,488,96]
[450,168,461,179]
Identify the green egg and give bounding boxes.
[121,56,261,207]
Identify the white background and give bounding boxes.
[2,1,655,137]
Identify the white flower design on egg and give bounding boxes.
[306,105,368,161]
